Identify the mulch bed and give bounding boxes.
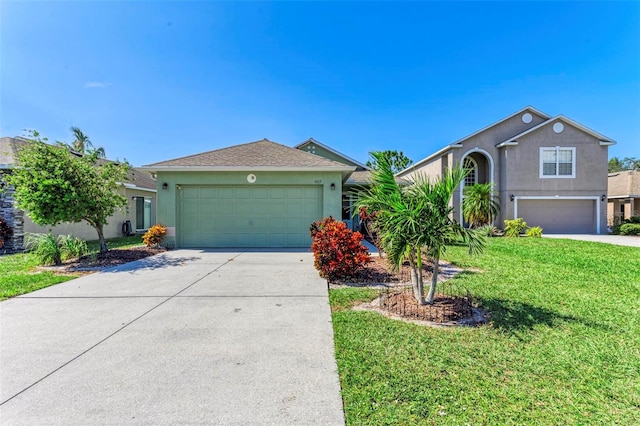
[61,246,166,270]
[335,255,487,326]
[379,291,473,323]
[334,256,436,286]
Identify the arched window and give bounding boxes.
[463,157,478,186]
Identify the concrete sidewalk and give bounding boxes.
[0,250,344,425]
[544,234,640,248]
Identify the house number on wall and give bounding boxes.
[314,180,322,184]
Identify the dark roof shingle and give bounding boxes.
[144,139,352,169]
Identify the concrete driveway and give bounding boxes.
[544,234,640,247]
[0,250,345,425]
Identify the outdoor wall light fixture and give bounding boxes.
[162,182,168,190]
[510,194,515,202]
[330,183,336,191]
[601,194,606,202]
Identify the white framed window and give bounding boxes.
[463,157,478,186]
[539,147,575,178]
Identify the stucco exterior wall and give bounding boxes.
[154,171,343,247]
[24,188,155,242]
[401,155,445,182]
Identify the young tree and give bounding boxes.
[462,183,500,228]
[609,156,640,173]
[357,152,484,305]
[5,131,130,253]
[366,150,413,174]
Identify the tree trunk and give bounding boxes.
[94,223,108,253]
[408,249,420,301]
[409,248,426,305]
[415,252,426,305]
[426,253,439,305]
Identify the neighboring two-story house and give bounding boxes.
[396,107,615,234]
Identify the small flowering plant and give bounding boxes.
[143,224,167,247]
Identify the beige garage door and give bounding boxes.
[518,199,595,234]
[178,185,323,247]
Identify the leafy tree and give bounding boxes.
[5,130,130,253]
[609,156,640,173]
[366,150,413,174]
[70,126,105,158]
[357,153,484,305]
[462,183,500,228]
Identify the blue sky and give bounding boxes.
[1,1,638,167]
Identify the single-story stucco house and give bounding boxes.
[396,106,615,234]
[142,138,372,248]
[607,170,640,226]
[0,136,157,252]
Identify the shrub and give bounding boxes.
[479,224,502,237]
[143,224,167,247]
[504,218,528,237]
[626,216,640,224]
[58,235,89,261]
[526,226,543,238]
[310,216,370,282]
[619,223,640,235]
[25,233,62,266]
[0,216,12,248]
[611,216,640,234]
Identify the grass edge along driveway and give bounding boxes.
[330,238,640,425]
[0,235,143,300]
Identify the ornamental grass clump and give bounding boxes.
[25,233,62,266]
[309,216,370,282]
[143,224,167,247]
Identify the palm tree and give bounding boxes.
[357,153,485,305]
[462,183,500,228]
[70,127,106,158]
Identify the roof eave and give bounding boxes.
[122,183,157,193]
[496,141,519,148]
[140,165,356,173]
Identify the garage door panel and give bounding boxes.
[179,185,322,247]
[518,199,595,234]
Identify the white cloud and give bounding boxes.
[84,81,109,89]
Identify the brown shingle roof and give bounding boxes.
[0,136,156,190]
[609,171,640,197]
[0,137,28,167]
[144,139,352,169]
[345,170,373,185]
[128,168,157,190]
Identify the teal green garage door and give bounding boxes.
[178,185,323,247]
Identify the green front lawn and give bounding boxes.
[0,235,144,300]
[331,238,640,425]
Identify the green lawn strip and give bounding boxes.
[0,235,145,300]
[0,253,77,300]
[86,235,144,252]
[331,238,640,425]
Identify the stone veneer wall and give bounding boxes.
[0,170,24,254]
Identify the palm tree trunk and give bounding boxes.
[408,249,420,302]
[409,248,426,305]
[426,253,439,305]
